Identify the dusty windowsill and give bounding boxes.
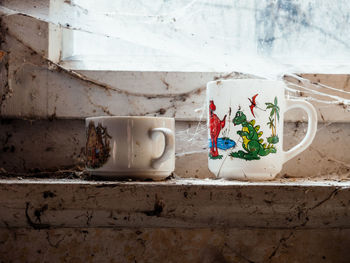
[0,177,349,230]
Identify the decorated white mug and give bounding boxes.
[85,116,175,180]
[207,79,317,180]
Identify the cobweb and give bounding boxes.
[1,0,350,177]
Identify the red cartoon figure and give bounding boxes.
[209,100,227,159]
[248,94,258,118]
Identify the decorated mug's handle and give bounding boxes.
[283,99,318,163]
[149,128,175,169]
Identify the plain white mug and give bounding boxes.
[85,116,175,180]
[207,79,317,180]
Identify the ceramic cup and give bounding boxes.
[85,116,175,180]
[207,79,317,180]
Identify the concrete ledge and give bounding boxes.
[0,178,349,229]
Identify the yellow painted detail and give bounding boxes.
[242,126,249,148]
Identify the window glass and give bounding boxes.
[69,0,350,72]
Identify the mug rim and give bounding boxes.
[85,116,175,121]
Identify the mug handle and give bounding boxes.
[283,99,318,163]
[149,128,175,169]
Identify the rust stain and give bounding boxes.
[0,50,6,62]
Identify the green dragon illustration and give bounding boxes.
[230,110,276,160]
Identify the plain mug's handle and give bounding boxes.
[149,128,175,169]
[283,99,318,163]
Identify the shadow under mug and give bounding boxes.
[85,116,175,180]
[207,79,318,180]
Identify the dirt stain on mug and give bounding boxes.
[86,121,111,169]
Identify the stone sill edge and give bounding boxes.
[1,178,350,188]
[1,177,350,229]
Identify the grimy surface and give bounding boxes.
[1,119,350,179]
[0,178,349,262]
[1,228,349,263]
[1,178,349,229]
